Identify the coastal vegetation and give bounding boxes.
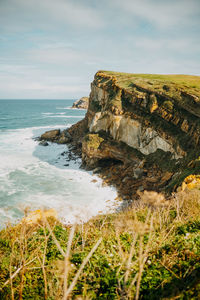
[99,71,200,94]
[1,71,200,299]
[0,188,200,299]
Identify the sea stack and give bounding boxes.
[72,97,89,109]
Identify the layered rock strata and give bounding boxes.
[41,71,200,199]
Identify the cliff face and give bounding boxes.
[70,71,200,197]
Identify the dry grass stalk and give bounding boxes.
[19,221,27,300]
[38,220,51,300]
[9,253,14,300]
[124,233,137,284]
[45,218,65,257]
[63,237,102,300]
[135,212,154,300]
[63,224,76,299]
[43,214,103,299]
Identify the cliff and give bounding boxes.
[2,73,200,299]
[68,71,200,198]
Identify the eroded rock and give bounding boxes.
[42,71,200,197]
[40,129,60,141]
[72,97,89,109]
[40,129,72,144]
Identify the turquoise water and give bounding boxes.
[0,100,118,227]
[0,99,84,130]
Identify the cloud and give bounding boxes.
[0,0,199,98]
[133,36,200,54]
[0,0,104,33]
[0,71,90,99]
[29,47,83,65]
[110,0,200,29]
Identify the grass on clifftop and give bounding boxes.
[0,189,200,299]
[97,71,200,105]
[100,70,200,91]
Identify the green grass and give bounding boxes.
[99,70,200,91]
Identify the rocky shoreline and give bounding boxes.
[2,71,200,299]
[39,70,200,201]
[39,126,174,201]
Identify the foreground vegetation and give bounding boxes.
[0,189,200,299]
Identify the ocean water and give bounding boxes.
[0,100,119,228]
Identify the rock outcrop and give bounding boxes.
[68,71,200,198]
[40,129,60,141]
[72,97,89,109]
[40,129,72,144]
[39,71,200,199]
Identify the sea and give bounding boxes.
[0,99,119,228]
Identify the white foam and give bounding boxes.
[43,115,82,118]
[42,112,66,115]
[56,106,86,111]
[42,112,54,115]
[0,125,119,228]
[56,106,72,109]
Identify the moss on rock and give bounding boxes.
[83,133,104,150]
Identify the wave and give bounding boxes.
[56,106,72,110]
[0,124,119,228]
[42,112,54,115]
[42,112,66,115]
[56,106,87,111]
[43,115,82,118]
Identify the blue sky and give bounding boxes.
[0,0,200,99]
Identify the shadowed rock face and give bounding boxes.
[72,97,89,109]
[67,71,200,196]
[89,112,182,159]
[82,71,200,165]
[39,71,200,197]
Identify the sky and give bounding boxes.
[0,0,200,99]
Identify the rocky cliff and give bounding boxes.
[64,71,200,198]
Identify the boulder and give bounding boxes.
[39,141,49,146]
[40,129,60,141]
[57,130,72,144]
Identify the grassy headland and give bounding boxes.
[100,71,200,94]
[1,71,200,299]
